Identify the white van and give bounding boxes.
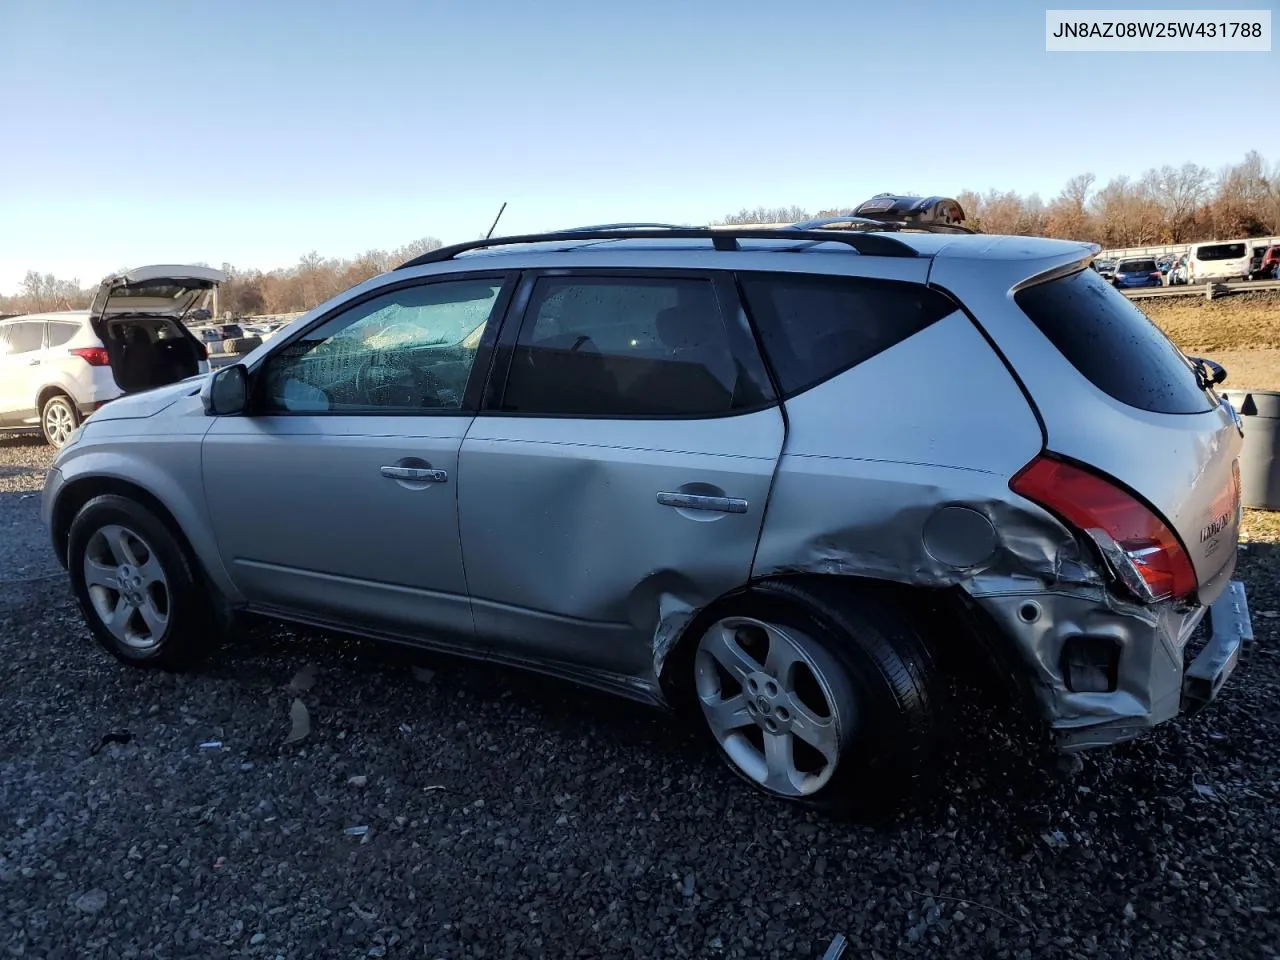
[1187,240,1253,283]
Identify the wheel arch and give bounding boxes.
[36,384,75,414]
[657,573,1042,724]
[49,469,239,611]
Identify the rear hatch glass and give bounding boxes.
[1117,259,1157,273]
[1014,267,1240,593]
[1014,268,1213,414]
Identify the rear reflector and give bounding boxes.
[1010,454,1198,603]
[69,346,110,367]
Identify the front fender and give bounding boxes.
[48,434,242,605]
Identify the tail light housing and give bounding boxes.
[69,346,110,367]
[1010,454,1198,604]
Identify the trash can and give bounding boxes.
[1227,390,1280,510]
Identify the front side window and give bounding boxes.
[500,275,772,417]
[259,278,504,414]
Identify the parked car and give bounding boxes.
[1111,258,1164,289]
[1188,240,1253,283]
[1,265,220,447]
[1250,244,1280,280]
[1094,259,1117,281]
[1166,254,1191,285]
[41,209,1251,819]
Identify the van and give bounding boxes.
[1188,240,1253,283]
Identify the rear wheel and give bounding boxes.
[68,494,215,669]
[690,581,943,819]
[41,394,79,448]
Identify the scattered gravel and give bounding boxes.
[3,434,1279,958]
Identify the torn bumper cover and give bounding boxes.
[971,577,1256,752]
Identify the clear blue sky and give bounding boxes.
[0,0,1275,294]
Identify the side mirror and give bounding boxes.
[202,364,249,416]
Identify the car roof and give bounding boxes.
[0,310,89,324]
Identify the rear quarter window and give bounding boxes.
[736,272,957,397]
[1014,268,1214,415]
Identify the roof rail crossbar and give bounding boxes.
[395,227,918,269]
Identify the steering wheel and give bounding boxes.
[354,357,447,408]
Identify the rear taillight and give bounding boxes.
[69,346,110,367]
[1149,272,1162,281]
[1010,454,1198,603]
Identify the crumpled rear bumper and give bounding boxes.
[972,578,1256,752]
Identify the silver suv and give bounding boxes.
[41,197,1254,818]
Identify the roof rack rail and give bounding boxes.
[395,227,919,270]
[551,222,691,232]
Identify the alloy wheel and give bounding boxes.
[694,616,851,797]
[82,524,171,650]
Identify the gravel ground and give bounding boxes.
[3,433,1280,959]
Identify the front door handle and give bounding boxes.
[656,491,748,514]
[381,465,448,483]
[28,359,41,366]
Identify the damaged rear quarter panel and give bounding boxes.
[752,309,1091,589]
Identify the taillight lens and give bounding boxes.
[1010,454,1198,603]
[69,346,110,367]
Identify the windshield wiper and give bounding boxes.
[1187,355,1227,391]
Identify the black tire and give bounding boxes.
[40,394,79,448]
[67,494,215,670]
[690,578,944,821]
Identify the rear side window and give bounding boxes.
[46,322,79,348]
[1195,243,1247,261]
[1015,268,1214,415]
[500,275,774,417]
[736,272,957,397]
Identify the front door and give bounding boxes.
[457,270,785,689]
[202,273,513,642]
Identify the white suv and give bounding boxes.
[0,265,222,447]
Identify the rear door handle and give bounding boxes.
[381,465,448,483]
[656,491,748,514]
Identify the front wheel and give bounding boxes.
[690,581,944,819]
[41,394,79,448]
[67,494,215,669]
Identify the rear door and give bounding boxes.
[457,269,784,687]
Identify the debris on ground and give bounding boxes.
[284,699,310,744]
[288,663,316,692]
[89,731,133,756]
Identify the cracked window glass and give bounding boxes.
[260,278,504,413]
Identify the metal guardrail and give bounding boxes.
[1123,279,1280,300]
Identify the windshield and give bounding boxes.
[1117,259,1157,273]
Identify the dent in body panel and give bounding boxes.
[458,409,785,683]
[737,308,1192,742]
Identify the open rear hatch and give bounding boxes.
[89,264,226,394]
[1010,264,1243,605]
